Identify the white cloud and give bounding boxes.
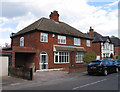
[107,1,119,6]
[0,27,15,32]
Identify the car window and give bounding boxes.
[109,61,114,65]
[105,60,110,65]
[116,59,120,63]
[89,61,101,65]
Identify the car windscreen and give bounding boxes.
[89,61,101,65]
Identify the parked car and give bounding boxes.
[87,59,119,76]
[115,59,120,70]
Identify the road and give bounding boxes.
[13,72,119,90]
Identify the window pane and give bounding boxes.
[58,35,66,44]
[41,33,48,42]
[55,56,58,62]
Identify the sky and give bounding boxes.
[0,0,119,46]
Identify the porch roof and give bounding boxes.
[13,46,36,53]
[54,45,86,52]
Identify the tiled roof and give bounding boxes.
[87,32,112,43]
[12,18,92,39]
[110,37,120,47]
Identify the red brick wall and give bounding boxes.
[92,42,101,59]
[12,31,92,69]
[115,46,120,56]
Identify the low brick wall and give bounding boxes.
[8,67,33,80]
[68,67,87,73]
[62,63,88,73]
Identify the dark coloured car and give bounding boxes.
[87,59,119,76]
[115,59,120,70]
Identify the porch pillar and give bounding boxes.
[70,51,74,67]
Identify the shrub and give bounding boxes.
[116,56,118,59]
[83,51,97,63]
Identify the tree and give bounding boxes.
[111,35,116,38]
[118,52,120,58]
[83,51,97,63]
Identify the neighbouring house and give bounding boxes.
[0,44,12,77]
[110,37,120,59]
[10,11,93,71]
[87,27,114,60]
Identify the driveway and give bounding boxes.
[33,70,68,81]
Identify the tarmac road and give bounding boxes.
[21,73,119,90]
[3,71,119,90]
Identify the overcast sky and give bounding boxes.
[0,0,119,46]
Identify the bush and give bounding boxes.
[83,51,96,63]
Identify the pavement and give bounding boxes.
[1,70,87,90]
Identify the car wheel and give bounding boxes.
[115,67,119,73]
[88,72,92,75]
[103,69,107,76]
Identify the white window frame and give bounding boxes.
[40,33,48,42]
[75,52,84,63]
[20,37,24,46]
[110,44,113,51]
[74,38,81,46]
[86,40,90,47]
[54,52,69,63]
[58,35,66,44]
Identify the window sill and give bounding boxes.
[76,62,84,63]
[41,41,48,43]
[74,44,81,46]
[58,43,66,44]
[54,62,69,64]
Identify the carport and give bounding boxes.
[12,46,36,69]
[15,52,36,69]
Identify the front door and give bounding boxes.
[40,52,48,70]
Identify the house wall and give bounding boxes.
[92,42,101,59]
[12,31,92,70]
[114,46,120,56]
[0,56,8,77]
[101,42,114,58]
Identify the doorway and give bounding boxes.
[40,52,48,70]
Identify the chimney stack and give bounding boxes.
[11,33,15,37]
[89,26,94,39]
[49,10,59,22]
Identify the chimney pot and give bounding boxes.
[53,11,58,13]
[49,10,59,22]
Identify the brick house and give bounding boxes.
[87,27,114,59]
[110,37,120,59]
[11,11,92,70]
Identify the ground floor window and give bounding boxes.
[54,52,69,63]
[75,52,84,63]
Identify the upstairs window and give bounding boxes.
[86,40,90,47]
[58,35,66,44]
[74,38,81,46]
[41,33,48,42]
[20,37,24,46]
